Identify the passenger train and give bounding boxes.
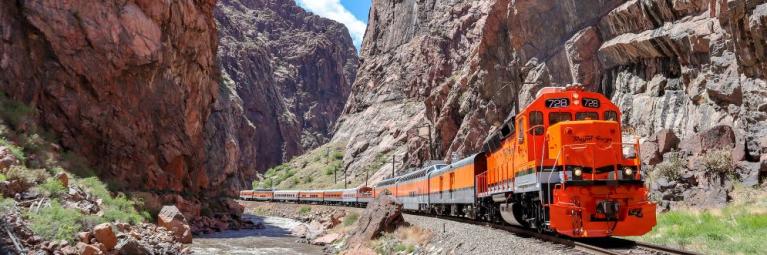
[240,85,656,238]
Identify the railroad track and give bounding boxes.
[402,211,697,255]
[242,201,697,255]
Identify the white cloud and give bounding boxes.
[296,0,366,49]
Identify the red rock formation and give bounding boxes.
[335,0,767,189]
[0,0,221,217]
[207,0,358,190]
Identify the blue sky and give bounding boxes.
[296,0,371,50]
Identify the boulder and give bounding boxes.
[291,224,309,238]
[55,172,69,187]
[680,125,736,156]
[157,205,193,244]
[93,223,117,251]
[736,161,761,187]
[312,233,341,245]
[76,242,102,255]
[77,232,92,244]
[0,146,19,171]
[59,244,78,255]
[345,195,405,249]
[332,210,346,222]
[654,129,680,154]
[114,238,150,255]
[640,141,662,165]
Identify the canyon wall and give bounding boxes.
[335,0,767,192]
[0,0,228,217]
[207,0,358,190]
[0,0,358,224]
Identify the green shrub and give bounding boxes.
[28,200,82,243]
[20,133,47,155]
[0,137,26,163]
[0,93,34,129]
[0,173,6,182]
[394,243,415,254]
[343,212,359,226]
[332,151,344,160]
[6,165,49,184]
[47,166,64,175]
[703,149,734,177]
[0,197,14,214]
[77,177,146,224]
[304,175,313,183]
[79,215,106,230]
[298,206,311,215]
[324,165,336,176]
[38,178,66,197]
[653,154,685,180]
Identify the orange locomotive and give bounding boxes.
[244,85,656,238]
[476,85,655,237]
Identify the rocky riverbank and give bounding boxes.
[240,198,573,255]
[191,215,324,255]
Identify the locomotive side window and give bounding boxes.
[517,116,525,143]
[605,111,618,121]
[549,112,572,126]
[529,111,544,135]
[576,112,599,120]
[545,98,570,108]
[582,98,600,108]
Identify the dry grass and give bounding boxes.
[393,225,432,245]
[373,225,433,254]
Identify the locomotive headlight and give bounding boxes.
[574,167,583,177]
[623,167,633,176]
[623,167,634,176]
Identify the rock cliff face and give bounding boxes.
[0,0,225,214]
[335,0,767,190]
[207,0,358,189]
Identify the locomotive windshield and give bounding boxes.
[549,112,572,125]
[575,112,599,120]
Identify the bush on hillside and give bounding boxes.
[77,177,147,224]
[5,165,49,185]
[343,212,359,226]
[703,149,734,177]
[28,200,82,243]
[37,178,66,197]
[652,154,685,180]
[0,137,26,163]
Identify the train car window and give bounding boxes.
[529,111,544,135]
[605,111,618,121]
[582,98,600,108]
[549,112,572,126]
[517,116,525,143]
[576,112,599,120]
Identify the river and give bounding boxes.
[190,215,324,255]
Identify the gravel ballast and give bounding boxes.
[404,214,579,255]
